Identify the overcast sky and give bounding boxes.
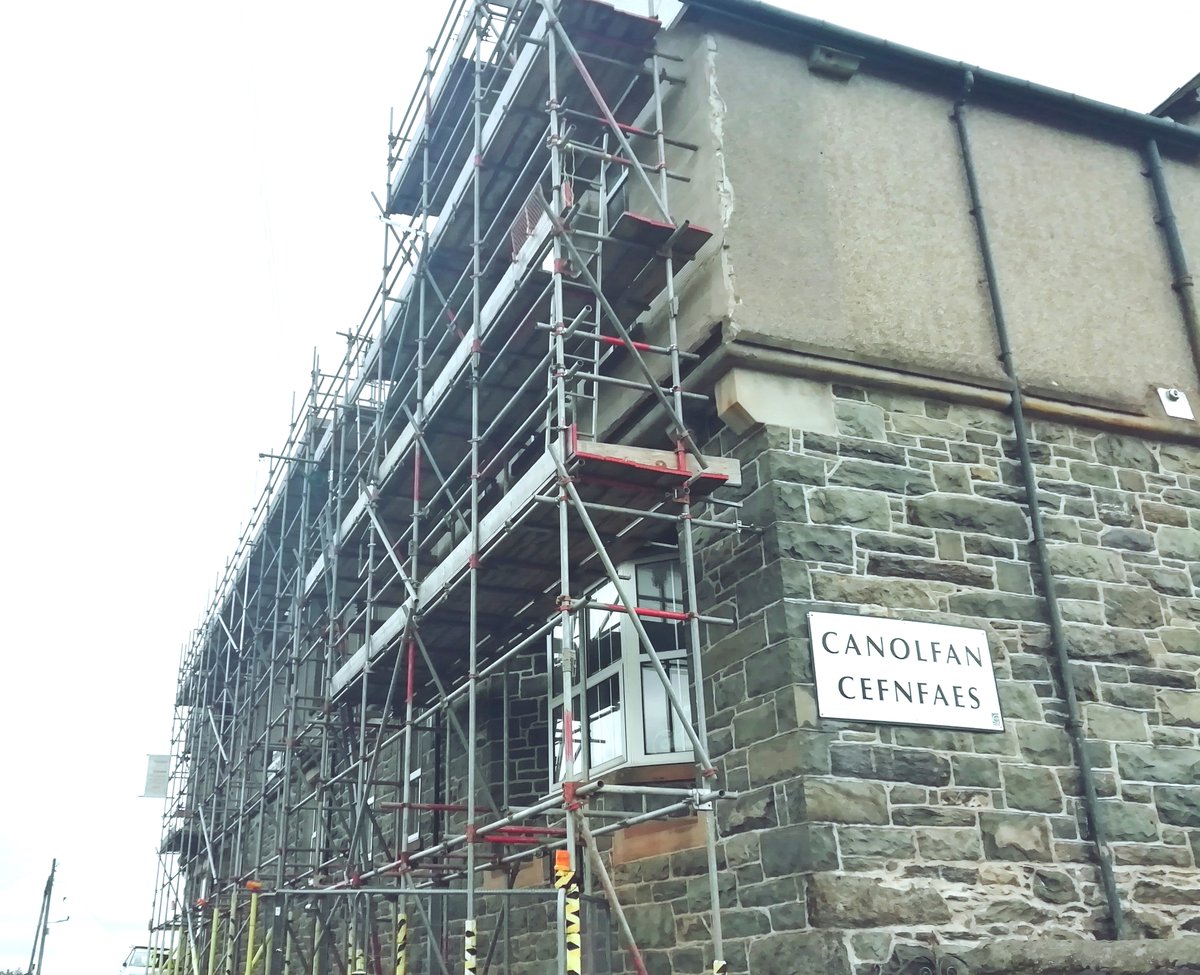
[0,0,1195,970]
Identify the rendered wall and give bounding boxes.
[643,21,1200,420]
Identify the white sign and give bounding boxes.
[143,754,171,798]
[808,612,1004,732]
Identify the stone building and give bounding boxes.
[603,3,1200,972]
[152,3,1200,975]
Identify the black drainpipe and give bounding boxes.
[1143,138,1200,385]
[951,70,1128,940]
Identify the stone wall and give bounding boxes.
[620,383,1200,974]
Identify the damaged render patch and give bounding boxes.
[703,32,740,316]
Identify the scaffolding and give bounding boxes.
[150,2,745,972]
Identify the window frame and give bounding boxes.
[548,558,694,783]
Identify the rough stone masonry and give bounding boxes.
[610,383,1200,975]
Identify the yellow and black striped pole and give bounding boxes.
[554,851,581,975]
[206,904,220,975]
[394,912,408,975]
[242,884,261,975]
[350,932,366,975]
[464,919,477,975]
[224,888,239,975]
[712,960,728,975]
[311,916,323,975]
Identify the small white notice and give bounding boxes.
[808,612,1004,732]
[143,754,171,798]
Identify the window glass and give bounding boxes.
[585,584,621,675]
[549,625,564,698]
[639,617,685,657]
[586,673,623,769]
[635,562,682,611]
[550,561,694,777]
[641,660,691,755]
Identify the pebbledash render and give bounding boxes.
[150,2,1200,975]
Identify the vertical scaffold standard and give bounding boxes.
[149,2,746,973]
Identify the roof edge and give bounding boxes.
[679,0,1200,153]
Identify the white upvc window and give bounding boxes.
[406,767,422,847]
[548,559,694,781]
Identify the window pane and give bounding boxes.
[640,660,692,755]
[586,610,621,675]
[586,674,624,768]
[549,627,563,698]
[639,617,685,657]
[636,561,682,612]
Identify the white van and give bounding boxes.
[121,945,169,975]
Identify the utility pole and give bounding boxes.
[27,859,56,975]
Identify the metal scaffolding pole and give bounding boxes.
[150,3,743,971]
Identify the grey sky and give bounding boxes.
[0,1,1194,970]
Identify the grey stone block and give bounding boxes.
[802,779,889,825]
[762,450,827,486]
[806,873,950,927]
[948,590,1045,623]
[1116,744,1200,784]
[760,823,838,875]
[729,687,777,743]
[1069,462,1118,488]
[1002,765,1064,813]
[627,902,675,948]
[1096,799,1161,843]
[1158,689,1200,728]
[811,573,939,610]
[866,553,993,587]
[1063,622,1153,665]
[1046,543,1125,582]
[776,524,853,565]
[830,459,935,495]
[1157,525,1200,561]
[1102,586,1165,629]
[1093,434,1158,472]
[1160,443,1200,475]
[747,730,832,785]
[892,806,977,828]
[1132,564,1193,596]
[952,754,1002,788]
[1083,703,1149,741]
[737,876,798,908]
[746,931,850,975]
[718,909,770,939]
[1031,869,1079,904]
[834,400,886,441]
[807,487,890,530]
[980,812,1053,862]
[916,827,983,861]
[837,826,916,857]
[1100,527,1155,551]
[1141,501,1188,527]
[1154,785,1200,827]
[768,900,808,930]
[906,495,1029,539]
[718,786,778,836]
[830,745,951,787]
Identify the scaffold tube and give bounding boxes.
[242,891,259,975]
[395,912,408,975]
[464,919,477,975]
[206,906,219,975]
